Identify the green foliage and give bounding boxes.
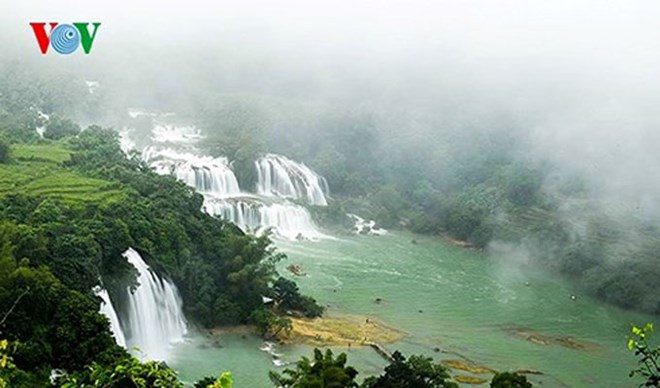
[11,144,72,163]
[273,277,324,318]
[43,116,81,140]
[490,372,533,388]
[249,309,292,338]
[0,142,125,206]
[0,138,9,163]
[362,351,457,388]
[0,250,120,380]
[627,323,659,387]
[250,309,278,337]
[0,114,316,385]
[0,125,292,328]
[56,355,183,388]
[194,372,233,388]
[583,259,660,314]
[0,339,16,388]
[269,348,359,388]
[559,240,602,276]
[0,66,262,386]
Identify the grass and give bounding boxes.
[12,144,73,163]
[0,143,127,205]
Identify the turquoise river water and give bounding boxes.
[170,231,655,387]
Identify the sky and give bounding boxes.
[3,0,660,209]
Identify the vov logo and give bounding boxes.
[29,22,101,55]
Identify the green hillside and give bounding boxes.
[0,143,127,205]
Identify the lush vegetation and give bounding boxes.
[362,351,457,388]
[270,348,535,388]
[0,51,657,387]
[269,348,359,388]
[0,75,321,385]
[490,372,533,388]
[627,323,659,387]
[273,277,324,318]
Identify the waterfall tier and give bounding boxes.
[94,286,127,347]
[204,197,327,240]
[122,248,187,361]
[151,124,203,144]
[256,154,328,206]
[123,115,330,240]
[144,147,241,197]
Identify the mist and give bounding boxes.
[2,1,660,386]
[3,1,658,192]
[2,0,659,292]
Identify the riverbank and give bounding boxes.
[283,314,406,347]
[210,314,406,348]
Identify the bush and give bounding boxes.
[362,351,457,388]
[272,277,324,318]
[55,356,183,387]
[269,348,359,388]
[43,116,80,140]
[490,372,533,388]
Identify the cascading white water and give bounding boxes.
[122,248,187,361]
[94,286,127,347]
[123,115,331,240]
[256,154,328,206]
[348,213,387,236]
[118,128,136,154]
[144,147,241,197]
[151,124,203,144]
[204,197,327,240]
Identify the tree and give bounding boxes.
[490,372,533,388]
[194,371,233,388]
[271,316,293,338]
[56,356,184,388]
[249,309,291,339]
[0,256,119,374]
[362,351,457,388]
[250,309,277,337]
[0,137,9,163]
[272,277,324,318]
[628,323,659,387]
[269,348,359,388]
[43,116,80,140]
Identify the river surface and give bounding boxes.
[169,231,654,387]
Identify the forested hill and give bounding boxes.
[0,120,322,385]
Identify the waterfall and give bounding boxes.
[118,128,136,154]
[256,154,328,206]
[94,286,127,347]
[204,197,327,240]
[123,114,331,240]
[151,124,203,144]
[122,248,187,361]
[145,147,241,197]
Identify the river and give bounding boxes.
[169,231,654,387]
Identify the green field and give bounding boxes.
[0,143,127,204]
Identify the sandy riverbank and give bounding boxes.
[282,314,406,346]
[210,314,405,347]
